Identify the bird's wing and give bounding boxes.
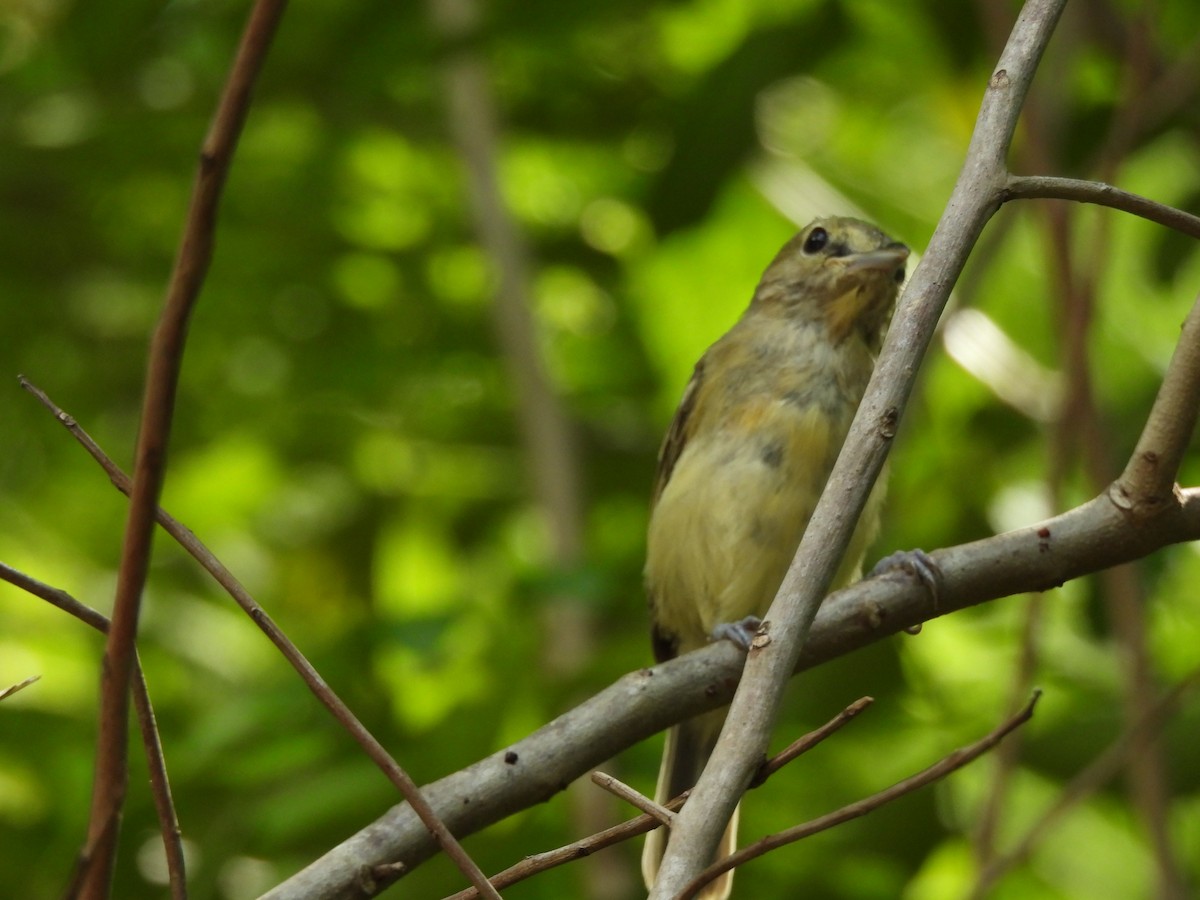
[651,355,706,508]
[647,356,709,663]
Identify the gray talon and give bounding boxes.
[712,615,763,650]
[871,549,942,608]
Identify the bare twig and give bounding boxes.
[646,3,1070,894]
[755,696,873,783]
[18,381,497,898]
[72,3,287,896]
[680,692,1041,900]
[1010,27,1192,895]
[428,0,584,575]
[591,772,674,825]
[0,562,187,899]
[134,668,188,900]
[972,593,1042,867]
[1002,175,1200,239]
[1113,294,1200,513]
[0,674,41,702]
[429,3,594,892]
[969,667,1200,898]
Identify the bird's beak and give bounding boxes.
[840,243,910,275]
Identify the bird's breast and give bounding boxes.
[645,393,852,646]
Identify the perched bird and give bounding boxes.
[641,217,909,899]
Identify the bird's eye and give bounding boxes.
[803,227,828,254]
[893,267,906,284]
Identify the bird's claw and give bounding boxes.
[870,548,942,611]
[712,616,763,650]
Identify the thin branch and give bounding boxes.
[134,668,188,900]
[74,3,287,896]
[0,562,187,898]
[969,666,1200,898]
[429,0,584,570]
[1114,292,1200,513]
[755,696,873,783]
[972,593,1042,866]
[428,2,595,889]
[1015,39,1189,897]
[1002,174,1200,239]
[591,772,674,825]
[680,692,1041,900]
[18,380,498,899]
[646,2,1069,894]
[0,674,41,702]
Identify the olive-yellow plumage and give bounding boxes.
[642,217,908,899]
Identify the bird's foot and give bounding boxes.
[711,616,763,650]
[870,549,942,628]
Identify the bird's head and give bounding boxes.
[755,216,910,348]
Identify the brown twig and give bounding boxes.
[18,382,498,898]
[427,2,597,890]
[969,668,1200,898]
[1001,175,1200,239]
[0,562,187,899]
[679,692,1041,900]
[72,3,287,897]
[1008,23,1191,894]
[755,696,873,783]
[972,593,1042,867]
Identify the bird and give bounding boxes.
[641,216,909,899]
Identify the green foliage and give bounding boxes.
[2,0,1200,898]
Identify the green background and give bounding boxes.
[3,0,1200,897]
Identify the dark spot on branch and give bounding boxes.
[1037,526,1051,553]
[504,750,519,765]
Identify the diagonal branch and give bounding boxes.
[75,3,287,896]
[19,378,499,899]
[680,692,1040,899]
[0,674,41,702]
[1113,292,1200,514]
[968,666,1200,898]
[645,1,1070,894]
[1,562,187,899]
[1002,175,1200,239]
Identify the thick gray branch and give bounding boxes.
[1114,294,1200,513]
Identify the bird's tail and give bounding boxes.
[641,708,739,900]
